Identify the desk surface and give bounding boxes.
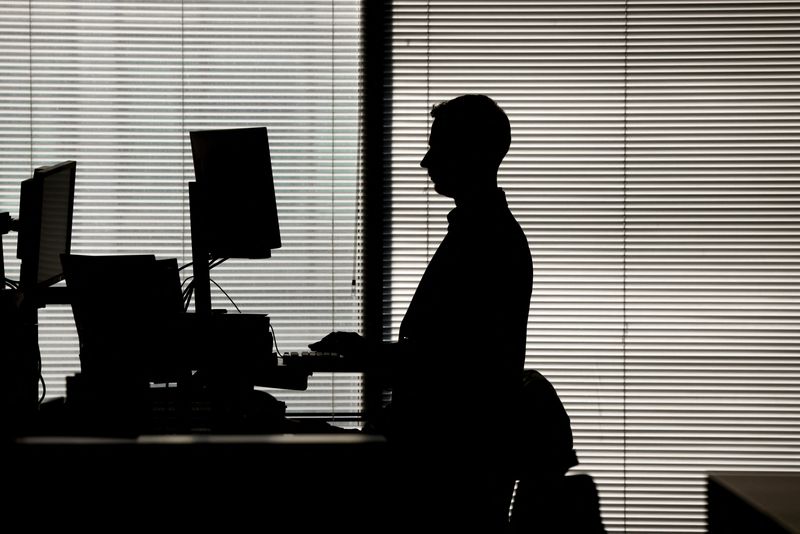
[18,432,384,446]
[708,472,800,533]
[6,432,390,531]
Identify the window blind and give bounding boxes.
[387,1,800,532]
[0,1,363,419]
[624,2,800,531]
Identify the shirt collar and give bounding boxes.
[447,188,508,226]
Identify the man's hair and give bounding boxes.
[430,94,511,169]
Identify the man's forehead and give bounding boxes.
[429,119,462,146]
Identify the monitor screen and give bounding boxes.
[189,127,281,259]
[17,161,77,290]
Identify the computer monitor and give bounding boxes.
[61,254,186,382]
[16,161,77,292]
[189,127,281,259]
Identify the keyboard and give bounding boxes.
[281,351,359,372]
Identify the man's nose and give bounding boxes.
[420,151,430,168]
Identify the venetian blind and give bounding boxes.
[0,1,363,418]
[387,1,800,532]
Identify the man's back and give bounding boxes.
[389,188,531,532]
[395,188,532,448]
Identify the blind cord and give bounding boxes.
[180,0,186,266]
[622,1,629,529]
[330,0,336,422]
[26,3,44,401]
[27,0,33,175]
[425,0,431,260]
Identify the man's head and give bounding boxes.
[420,94,511,199]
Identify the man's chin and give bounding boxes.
[433,183,455,198]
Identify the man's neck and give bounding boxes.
[453,182,499,208]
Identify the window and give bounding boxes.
[387,1,800,532]
[0,1,363,419]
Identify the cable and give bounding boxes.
[209,257,227,270]
[209,278,240,313]
[37,346,46,405]
[180,275,194,291]
[178,254,219,278]
[179,258,228,311]
[182,280,195,312]
[38,370,46,405]
[183,288,194,312]
[269,322,282,356]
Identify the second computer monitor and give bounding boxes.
[189,127,281,259]
[16,160,77,291]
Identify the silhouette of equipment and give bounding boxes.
[1,161,76,436]
[57,253,303,435]
[0,130,328,437]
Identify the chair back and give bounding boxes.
[515,369,578,479]
[510,473,607,533]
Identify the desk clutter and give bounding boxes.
[0,128,350,438]
[36,288,318,436]
[13,250,360,437]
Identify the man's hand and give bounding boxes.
[309,331,369,359]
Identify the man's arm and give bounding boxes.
[308,331,404,372]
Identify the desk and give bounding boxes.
[708,472,800,533]
[5,433,390,531]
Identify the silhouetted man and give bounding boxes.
[311,94,532,531]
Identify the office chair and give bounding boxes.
[511,472,606,533]
[508,369,606,533]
